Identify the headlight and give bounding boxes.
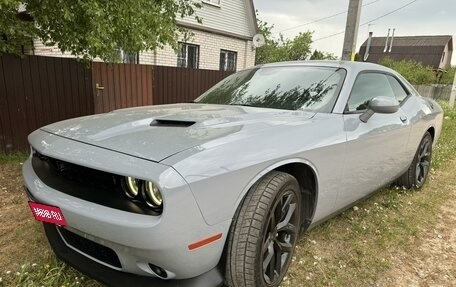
[121,177,163,209]
[123,176,140,198]
[143,181,163,208]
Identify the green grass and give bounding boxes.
[432,101,456,169]
[286,184,450,286]
[0,152,28,164]
[1,101,455,287]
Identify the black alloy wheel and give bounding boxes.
[261,190,299,285]
[225,171,301,287]
[415,133,432,187]
[395,131,433,189]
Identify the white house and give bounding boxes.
[31,0,258,72]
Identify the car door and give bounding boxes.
[335,72,411,209]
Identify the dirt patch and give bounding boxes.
[0,162,50,273]
[377,161,456,287]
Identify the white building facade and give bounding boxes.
[32,0,258,72]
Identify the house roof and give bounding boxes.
[248,0,259,34]
[365,35,452,48]
[359,35,453,69]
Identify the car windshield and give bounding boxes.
[194,66,346,112]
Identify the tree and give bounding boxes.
[353,53,362,62]
[0,0,201,62]
[254,18,279,65]
[309,49,337,60]
[255,18,313,65]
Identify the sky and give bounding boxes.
[253,0,456,65]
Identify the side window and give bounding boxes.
[386,75,409,103]
[346,73,395,112]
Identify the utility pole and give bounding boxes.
[341,0,363,61]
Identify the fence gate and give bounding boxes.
[92,62,153,114]
[152,65,232,104]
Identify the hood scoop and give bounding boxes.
[150,119,195,127]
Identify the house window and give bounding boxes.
[202,0,221,6]
[117,49,138,64]
[441,52,445,63]
[177,43,199,69]
[220,50,237,72]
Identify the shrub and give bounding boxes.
[379,57,436,85]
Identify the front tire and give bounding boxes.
[225,171,301,287]
[396,131,433,189]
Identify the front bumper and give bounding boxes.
[43,223,224,287]
[23,130,231,282]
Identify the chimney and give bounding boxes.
[384,28,390,53]
[389,28,395,52]
[364,32,373,61]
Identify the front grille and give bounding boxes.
[34,152,118,191]
[31,152,160,215]
[59,227,122,268]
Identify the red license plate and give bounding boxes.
[28,201,67,226]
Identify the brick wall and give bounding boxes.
[32,38,75,58]
[31,39,104,62]
[138,28,256,71]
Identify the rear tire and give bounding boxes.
[225,171,301,287]
[395,131,433,189]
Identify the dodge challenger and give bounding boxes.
[22,61,443,287]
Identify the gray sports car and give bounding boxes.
[23,61,443,287]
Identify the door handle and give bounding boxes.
[400,116,408,123]
[95,83,104,97]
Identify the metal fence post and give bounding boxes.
[450,71,456,108]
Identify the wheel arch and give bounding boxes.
[427,126,435,140]
[274,162,318,232]
[233,159,319,233]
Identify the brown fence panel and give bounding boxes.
[0,56,12,153]
[0,55,93,152]
[92,62,153,113]
[0,56,233,152]
[152,66,232,105]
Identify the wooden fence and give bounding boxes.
[0,55,93,152]
[0,55,232,152]
[152,66,232,105]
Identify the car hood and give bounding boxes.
[41,103,315,162]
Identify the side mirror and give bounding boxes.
[359,96,400,123]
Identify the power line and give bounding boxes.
[313,0,419,42]
[277,0,380,34]
[313,31,345,42]
[360,0,418,26]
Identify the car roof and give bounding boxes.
[260,60,396,75]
